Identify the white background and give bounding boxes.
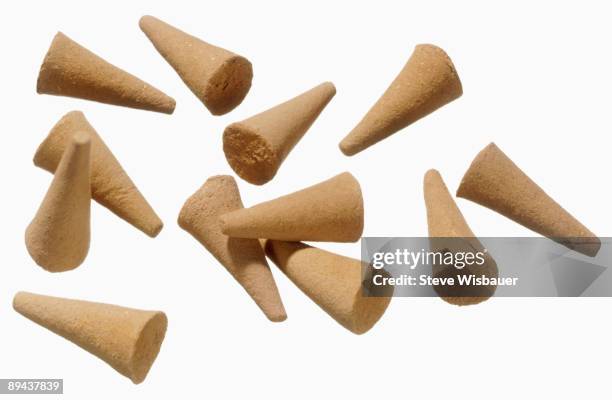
[1,1,611,398]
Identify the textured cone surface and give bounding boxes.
[37,32,175,114]
[220,172,363,242]
[34,111,163,237]
[264,240,390,334]
[457,143,600,256]
[26,133,91,272]
[340,44,462,155]
[223,82,336,185]
[139,15,252,115]
[13,292,167,384]
[424,169,497,305]
[178,175,286,322]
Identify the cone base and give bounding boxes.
[130,312,168,384]
[205,56,253,115]
[223,123,278,185]
[439,296,491,306]
[24,231,88,272]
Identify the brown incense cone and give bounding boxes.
[25,133,91,272]
[339,44,462,156]
[37,32,175,114]
[178,175,286,322]
[223,82,336,185]
[457,143,601,256]
[139,15,252,115]
[264,240,391,334]
[13,292,167,384]
[34,111,163,237]
[424,169,498,305]
[220,172,363,242]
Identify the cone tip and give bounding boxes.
[266,308,288,323]
[338,138,358,156]
[424,169,443,194]
[339,120,372,156]
[71,131,91,146]
[218,213,232,235]
[12,291,29,311]
[564,237,602,257]
[147,220,164,238]
[424,168,441,180]
[138,15,156,29]
[321,81,336,96]
[160,97,176,115]
[33,111,85,168]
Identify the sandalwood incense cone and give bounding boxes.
[264,240,390,334]
[220,172,363,242]
[34,111,163,237]
[457,143,601,256]
[424,169,497,305]
[139,15,252,115]
[13,292,167,384]
[25,133,91,272]
[223,82,336,185]
[178,175,286,322]
[37,32,175,114]
[339,44,462,156]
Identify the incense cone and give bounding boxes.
[25,133,91,272]
[220,172,363,242]
[424,169,498,305]
[37,32,175,114]
[178,175,286,322]
[264,240,391,334]
[139,15,252,115]
[13,292,167,384]
[339,44,462,156]
[457,143,601,256]
[223,82,336,185]
[34,111,163,237]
